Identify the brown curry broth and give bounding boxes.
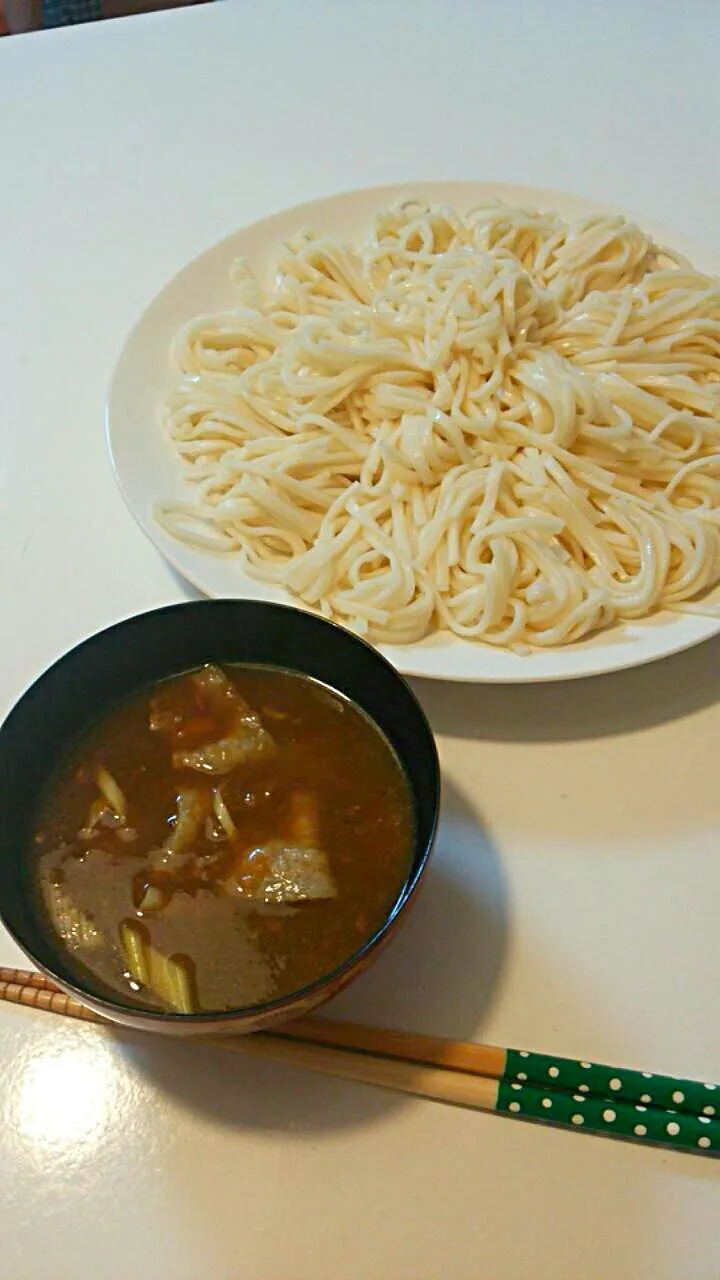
[32,666,414,1012]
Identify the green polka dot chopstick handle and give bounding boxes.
[496,1079,718,1153]
[504,1048,718,1120]
[273,1014,719,1154]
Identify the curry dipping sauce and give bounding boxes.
[30,665,414,1014]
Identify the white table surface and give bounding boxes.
[2,1,719,1275]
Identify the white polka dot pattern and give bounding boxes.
[499,1049,719,1152]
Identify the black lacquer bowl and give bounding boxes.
[0,601,440,1035]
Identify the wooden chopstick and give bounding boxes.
[2,967,713,1119]
[282,1012,505,1076]
[1,967,717,1156]
[0,976,103,1023]
[283,1016,719,1124]
[1,967,52,992]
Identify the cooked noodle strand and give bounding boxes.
[157,199,720,649]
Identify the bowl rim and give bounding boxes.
[0,599,441,1025]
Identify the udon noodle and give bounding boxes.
[156,200,720,648]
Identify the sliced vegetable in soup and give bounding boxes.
[31,665,414,1013]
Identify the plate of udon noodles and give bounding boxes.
[107,182,720,682]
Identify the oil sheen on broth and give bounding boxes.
[31,666,414,1013]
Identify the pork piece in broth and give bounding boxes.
[31,664,414,1014]
[231,791,337,905]
[157,665,277,775]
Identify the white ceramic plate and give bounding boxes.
[107,181,720,682]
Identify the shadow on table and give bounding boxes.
[119,776,509,1134]
[166,566,207,602]
[413,632,720,745]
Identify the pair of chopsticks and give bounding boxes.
[1,966,717,1157]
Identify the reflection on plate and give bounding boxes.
[106,181,720,683]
